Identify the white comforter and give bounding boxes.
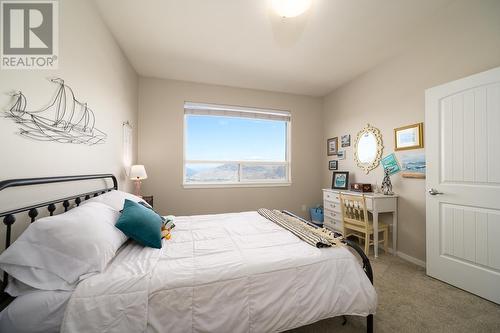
[62,211,377,333]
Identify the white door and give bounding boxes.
[425,66,500,304]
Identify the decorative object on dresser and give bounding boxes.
[400,152,426,179]
[332,171,349,190]
[381,169,394,195]
[394,122,424,151]
[142,195,154,207]
[337,150,346,160]
[4,78,107,145]
[323,189,398,258]
[381,153,401,175]
[130,165,148,197]
[354,124,384,174]
[328,160,338,170]
[351,183,373,193]
[327,137,338,156]
[341,134,351,147]
[340,194,389,256]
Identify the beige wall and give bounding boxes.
[322,0,500,262]
[0,0,138,245]
[138,78,323,218]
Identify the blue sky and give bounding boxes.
[186,115,287,161]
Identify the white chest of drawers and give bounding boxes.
[322,190,343,232]
[322,188,399,258]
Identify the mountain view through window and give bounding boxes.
[184,113,290,185]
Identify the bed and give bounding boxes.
[0,174,376,333]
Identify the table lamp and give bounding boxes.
[130,165,147,197]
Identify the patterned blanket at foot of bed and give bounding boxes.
[257,208,344,248]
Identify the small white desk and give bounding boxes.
[322,189,398,258]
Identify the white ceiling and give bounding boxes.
[95,0,454,96]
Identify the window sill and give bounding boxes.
[182,182,292,189]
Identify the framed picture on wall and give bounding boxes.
[341,134,351,147]
[400,152,426,179]
[329,160,338,170]
[332,171,349,190]
[394,123,424,150]
[327,137,338,156]
[381,153,401,175]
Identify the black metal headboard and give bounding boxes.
[0,174,118,293]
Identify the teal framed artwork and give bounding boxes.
[381,153,401,175]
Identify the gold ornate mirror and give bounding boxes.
[354,124,384,174]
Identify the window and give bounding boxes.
[184,102,291,187]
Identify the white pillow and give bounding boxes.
[81,189,148,211]
[0,290,71,333]
[3,277,36,297]
[0,202,127,290]
[4,266,75,295]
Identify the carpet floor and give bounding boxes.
[287,251,500,333]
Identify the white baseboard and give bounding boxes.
[383,247,426,267]
[396,251,426,268]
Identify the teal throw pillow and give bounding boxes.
[115,199,162,249]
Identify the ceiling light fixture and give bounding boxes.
[271,0,312,18]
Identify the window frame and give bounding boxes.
[182,107,292,188]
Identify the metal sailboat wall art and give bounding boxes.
[4,78,107,145]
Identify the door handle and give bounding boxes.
[428,188,444,195]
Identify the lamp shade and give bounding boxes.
[130,165,148,180]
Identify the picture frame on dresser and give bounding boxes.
[332,171,349,190]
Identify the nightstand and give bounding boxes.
[142,195,154,208]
